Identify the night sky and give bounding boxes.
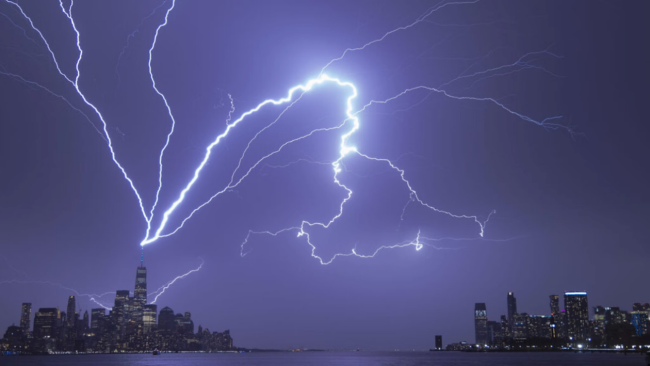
[1,0,649,350]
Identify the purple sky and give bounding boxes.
[0,0,648,350]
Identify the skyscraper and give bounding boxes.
[158,306,175,332]
[564,292,589,342]
[82,310,89,332]
[33,308,59,338]
[500,315,510,338]
[66,296,76,327]
[593,305,606,338]
[113,290,130,341]
[435,335,442,350]
[134,265,147,309]
[474,303,488,345]
[507,292,517,332]
[143,304,157,334]
[20,303,31,334]
[550,295,559,315]
[91,308,105,330]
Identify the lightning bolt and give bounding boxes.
[114,0,169,86]
[150,258,204,304]
[0,258,204,309]
[5,0,152,224]
[4,0,569,266]
[0,279,114,310]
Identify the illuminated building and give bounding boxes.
[66,296,76,327]
[507,292,517,333]
[474,303,488,345]
[500,315,510,339]
[435,335,442,350]
[593,305,605,338]
[513,313,529,340]
[564,292,589,342]
[527,315,552,339]
[33,308,59,338]
[133,265,147,322]
[113,290,130,342]
[631,311,648,335]
[550,295,559,315]
[91,308,105,330]
[20,303,31,334]
[143,304,157,334]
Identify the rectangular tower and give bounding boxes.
[550,295,559,315]
[507,292,517,332]
[474,303,488,345]
[143,304,158,334]
[564,292,589,343]
[435,335,442,350]
[66,296,76,327]
[91,308,105,330]
[134,265,147,306]
[20,303,31,333]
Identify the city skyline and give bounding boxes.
[3,262,233,353]
[464,290,650,349]
[1,0,648,350]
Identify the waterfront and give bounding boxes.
[0,352,646,366]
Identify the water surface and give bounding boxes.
[0,351,645,366]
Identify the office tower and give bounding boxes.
[133,265,147,315]
[143,304,157,334]
[474,303,488,345]
[158,306,175,331]
[20,303,31,333]
[66,296,76,327]
[33,308,59,338]
[507,292,517,332]
[435,335,442,350]
[113,290,130,341]
[91,308,105,330]
[82,310,89,332]
[487,320,501,344]
[564,292,589,342]
[550,295,559,315]
[183,312,195,334]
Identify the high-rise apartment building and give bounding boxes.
[564,292,589,342]
[20,303,31,333]
[593,305,606,338]
[474,303,488,345]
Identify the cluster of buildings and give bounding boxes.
[0,263,234,354]
[445,291,650,351]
